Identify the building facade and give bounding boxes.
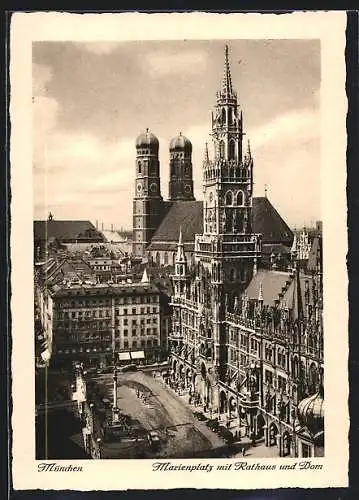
[168,46,324,458]
[35,259,164,368]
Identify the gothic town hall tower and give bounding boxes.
[171,45,262,409]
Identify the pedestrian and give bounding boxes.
[242,447,245,457]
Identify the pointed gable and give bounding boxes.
[252,197,293,245]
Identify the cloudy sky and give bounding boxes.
[32,39,320,230]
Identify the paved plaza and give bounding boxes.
[89,369,280,459]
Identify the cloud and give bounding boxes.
[248,107,321,227]
[248,106,320,150]
[33,122,136,225]
[143,49,208,77]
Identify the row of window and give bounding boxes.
[122,317,157,326]
[56,306,158,319]
[122,328,158,337]
[123,339,158,349]
[56,295,158,308]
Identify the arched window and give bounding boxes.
[172,252,176,265]
[138,160,142,174]
[155,252,160,266]
[229,140,235,160]
[221,108,226,124]
[236,190,244,206]
[228,108,233,125]
[219,141,225,159]
[164,252,168,265]
[225,190,233,205]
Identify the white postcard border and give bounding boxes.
[10,11,348,490]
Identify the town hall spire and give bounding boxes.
[222,44,233,97]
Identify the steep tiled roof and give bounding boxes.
[150,201,203,243]
[246,269,292,305]
[252,197,293,245]
[307,235,322,272]
[283,273,321,320]
[34,220,106,243]
[148,197,293,247]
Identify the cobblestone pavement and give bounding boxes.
[94,370,225,458]
[92,371,281,459]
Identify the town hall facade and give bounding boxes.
[132,46,324,458]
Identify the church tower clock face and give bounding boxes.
[150,182,158,193]
[137,182,143,193]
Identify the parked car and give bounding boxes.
[217,425,234,444]
[206,418,219,431]
[193,411,207,422]
[119,364,137,373]
[147,430,161,451]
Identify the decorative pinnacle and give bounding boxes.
[247,139,251,158]
[258,282,263,302]
[222,44,233,96]
[204,142,209,162]
[178,226,183,246]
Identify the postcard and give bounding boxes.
[10,10,348,490]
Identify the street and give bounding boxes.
[91,370,228,458]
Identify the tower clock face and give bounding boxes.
[137,183,142,193]
[184,184,191,193]
[150,183,158,193]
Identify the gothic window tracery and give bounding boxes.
[229,139,235,160]
[228,108,233,125]
[236,190,244,206]
[225,191,233,205]
[219,140,225,159]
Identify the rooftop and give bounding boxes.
[34,220,106,243]
[148,197,293,248]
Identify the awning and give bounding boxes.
[118,351,131,361]
[131,350,145,360]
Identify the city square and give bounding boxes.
[33,39,324,461]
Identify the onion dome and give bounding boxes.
[135,128,159,152]
[297,386,324,438]
[169,132,192,153]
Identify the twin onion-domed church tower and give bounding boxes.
[132,129,194,257]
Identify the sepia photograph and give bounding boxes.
[33,37,323,461]
[11,11,348,490]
